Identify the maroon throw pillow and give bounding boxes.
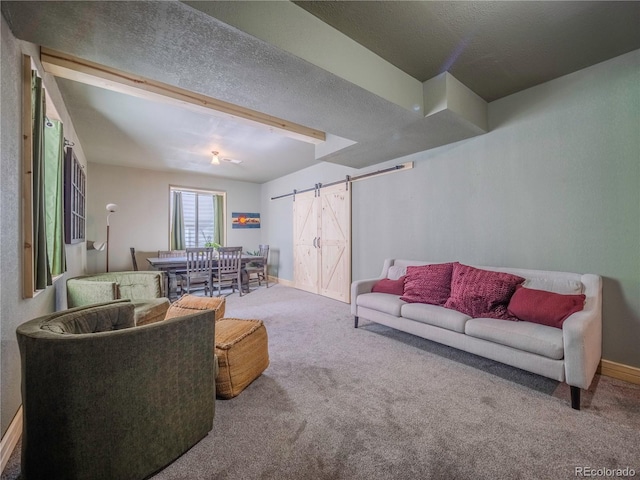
[372,276,406,295]
[400,263,454,306]
[444,263,525,319]
[507,285,585,328]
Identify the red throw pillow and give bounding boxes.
[507,285,585,328]
[371,276,406,295]
[400,263,454,306]
[444,263,525,319]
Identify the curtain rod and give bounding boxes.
[270,162,413,200]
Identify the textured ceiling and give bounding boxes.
[3,1,639,183]
[54,79,317,182]
[294,1,640,102]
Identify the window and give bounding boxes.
[64,147,86,244]
[183,191,213,247]
[170,187,225,249]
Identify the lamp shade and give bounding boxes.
[91,241,106,251]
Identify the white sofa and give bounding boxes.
[351,259,602,409]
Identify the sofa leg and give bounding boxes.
[354,316,359,328]
[570,386,581,410]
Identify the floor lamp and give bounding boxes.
[106,203,118,272]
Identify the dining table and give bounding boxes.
[147,253,264,300]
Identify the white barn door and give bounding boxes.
[319,184,351,302]
[293,190,320,294]
[293,184,351,303]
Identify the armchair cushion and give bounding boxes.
[66,279,118,307]
[67,271,169,326]
[41,301,134,333]
[67,271,165,306]
[101,271,163,299]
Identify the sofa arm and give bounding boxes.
[67,280,119,308]
[351,278,382,315]
[563,274,602,389]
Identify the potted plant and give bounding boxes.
[202,233,221,250]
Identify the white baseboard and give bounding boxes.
[599,359,640,385]
[1,406,22,473]
[269,276,294,288]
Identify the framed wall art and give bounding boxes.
[232,212,260,229]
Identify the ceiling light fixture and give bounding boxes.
[211,151,220,165]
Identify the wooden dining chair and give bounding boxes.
[158,250,186,258]
[246,244,269,289]
[212,246,243,297]
[177,248,215,296]
[158,250,188,277]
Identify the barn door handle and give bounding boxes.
[317,237,321,248]
[313,237,317,248]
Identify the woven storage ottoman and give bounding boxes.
[164,294,226,322]
[215,318,269,399]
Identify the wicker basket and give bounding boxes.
[215,318,269,399]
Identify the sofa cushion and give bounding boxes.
[400,263,453,306]
[507,285,585,328]
[401,303,471,333]
[444,263,525,319]
[388,265,408,280]
[523,278,583,295]
[372,276,406,295]
[465,317,564,360]
[357,293,405,317]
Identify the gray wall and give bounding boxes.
[86,163,263,274]
[262,49,640,368]
[0,19,88,436]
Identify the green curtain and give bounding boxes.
[170,191,185,250]
[44,119,67,276]
[32,72,51,290]
[213,194,224,246]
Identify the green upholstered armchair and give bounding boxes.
[16,301,215,480]
[66,271,170,325]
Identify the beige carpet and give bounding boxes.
[3,284,639,479]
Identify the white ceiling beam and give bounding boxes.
[40,47,326,145]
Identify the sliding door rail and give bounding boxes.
[271,162,413,201]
